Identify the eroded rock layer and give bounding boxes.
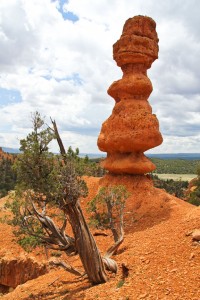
[98,16,163,174]
[0,256,47,288]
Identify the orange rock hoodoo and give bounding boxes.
[98,16,163,174]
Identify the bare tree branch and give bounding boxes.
[26,200,77,255]
[50,118,66,157]
[49,260,83,277]
[104,228,124,258]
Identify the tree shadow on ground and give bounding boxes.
[60,278,91,300]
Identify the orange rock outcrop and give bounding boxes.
[98,16,163,174]
[0,147,13,161]
[0,256,47,288]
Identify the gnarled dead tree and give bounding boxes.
[10,112,123,285]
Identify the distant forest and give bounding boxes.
[150,158,200,174]
[0,152,200,203]
[0,157,17,197]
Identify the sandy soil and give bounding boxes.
[0,175,199,300]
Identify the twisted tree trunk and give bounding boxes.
[64,202,107,284]
[52,119,107,284]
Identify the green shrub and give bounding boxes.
[116,279,125,288]
[18,235,42,252]
[87,185,130,242]
[152,175,188,199]
[187,167,200,206]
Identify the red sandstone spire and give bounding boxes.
[97,16,163,175]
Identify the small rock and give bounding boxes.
[145,259,150,264]
[189,253,195,260]
[165,289,171,295]
[140,256,145,262]
[192,229,200,241]
[185,230,193,236]
[170,268,177,273]
[139,292,148,299]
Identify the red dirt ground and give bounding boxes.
[0,175,199,300]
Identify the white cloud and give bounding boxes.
[0,0,200,153]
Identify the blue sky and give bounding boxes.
[0,88,22,106]
[56,0,79,22]
[0,0,200,154]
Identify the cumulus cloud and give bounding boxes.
[0,0,200,153]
